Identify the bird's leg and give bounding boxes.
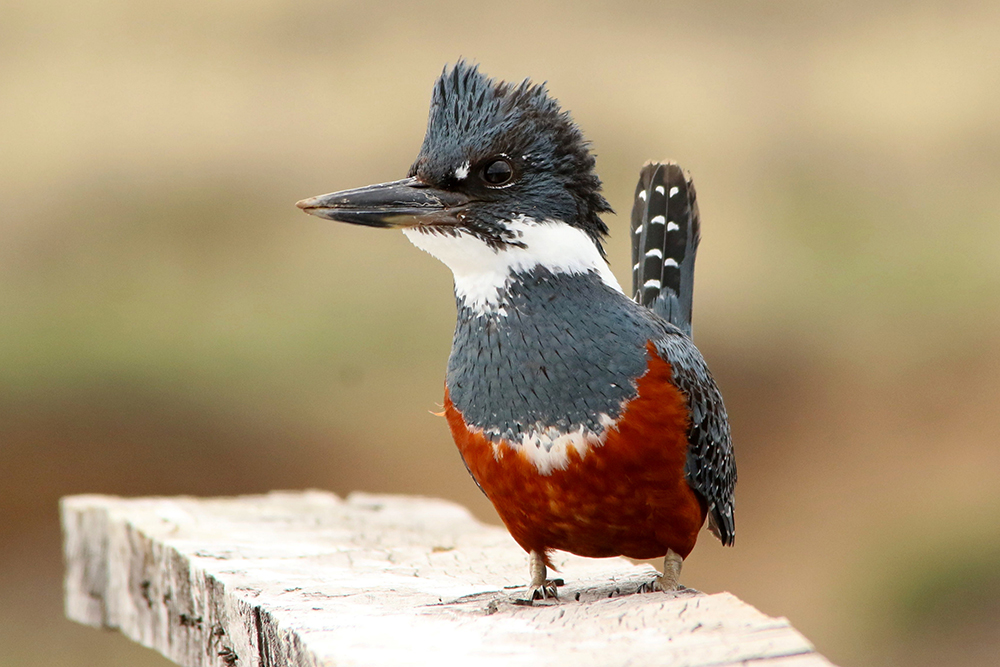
[658,549,684,591]
[640,549,684,593]
[527,550,558,601]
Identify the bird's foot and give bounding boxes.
[638,577,687,594]
[517,550,560,604]
[638,549,684,594]
[528,578,560,601]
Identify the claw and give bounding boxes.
[639,549,684,593]
[639,577,687,594]
[524,550,559,603]
[529,580,559,601]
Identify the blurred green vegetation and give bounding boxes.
[2,1,999,666]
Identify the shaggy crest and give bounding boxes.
[409,61,612,246]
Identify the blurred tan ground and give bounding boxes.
[2,1,1000,666]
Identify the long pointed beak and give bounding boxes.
[295,177,469,228]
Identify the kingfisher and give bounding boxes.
[297,62,736,599]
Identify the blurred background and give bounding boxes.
[2,1,999,665]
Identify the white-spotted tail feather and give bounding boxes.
[630,162,700,337]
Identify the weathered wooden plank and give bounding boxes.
[62,491,835,667]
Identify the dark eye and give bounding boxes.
[482,157,514,186]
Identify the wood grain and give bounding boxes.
[62,491,835,666]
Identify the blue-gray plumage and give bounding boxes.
[654,334,735,545]
[447,264,736,546]
[448,269,657,442]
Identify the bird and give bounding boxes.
[297,62,736,599]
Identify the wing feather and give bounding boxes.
[655,331,736,545]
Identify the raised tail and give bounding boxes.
[630,162,701,337]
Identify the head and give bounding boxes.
[297,62,620,309]
[299,62,611,245]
